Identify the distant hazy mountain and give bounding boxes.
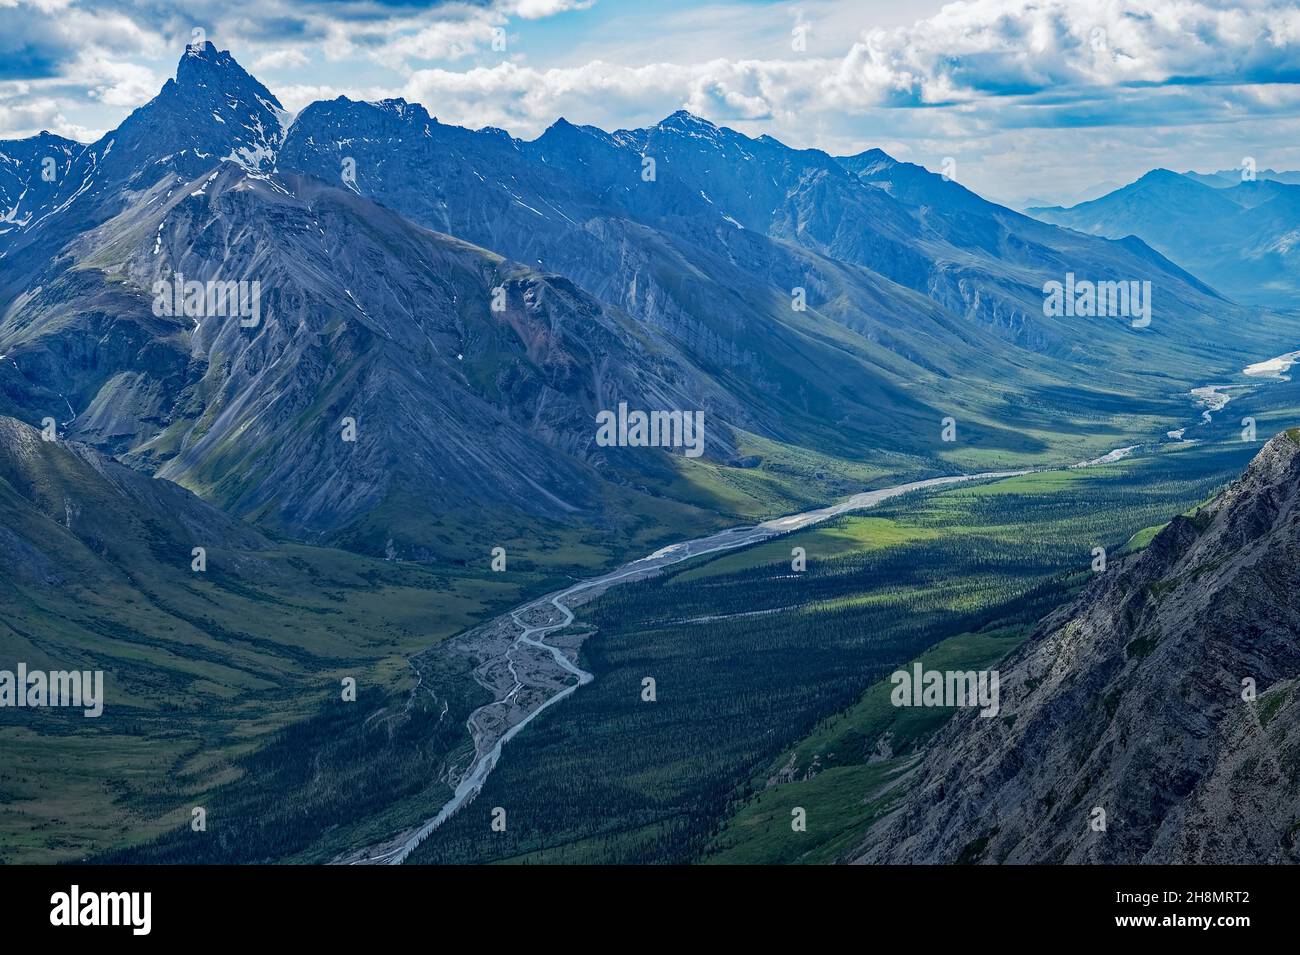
[853,430,1300,863]
[998,181,1124,213]
[1029,170,1300,307]
[2,43,1294,559]
[1182,167,1300,189]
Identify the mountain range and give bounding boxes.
[1030,169,1300,308]
[1183,167,1300,189]
[2,42,1292,561]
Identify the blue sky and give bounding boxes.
[3,0,1299,205]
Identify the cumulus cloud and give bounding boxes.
[0,0,538,141]
[65,48,163,106]
[828,0,1300,106]
[273,81,399,114]
[0,0,163,80]
[0,91,104,140]
[508,0,593,20]
[253,48,311,72]
[379,14,506,65]
[404,60,697,131]
[388,0,1300,201]
[394,0,1300,136]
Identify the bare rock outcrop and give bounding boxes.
[854,431,1300,864]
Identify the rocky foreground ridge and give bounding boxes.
[854,431,1300,863]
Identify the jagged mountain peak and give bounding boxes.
[656,109,715,128]
[372,97,430,120]
[289,96,477,156]
[176,40,267,91]
[841,146,895,163]
[1,59,292,255]
[536,116,613,143]
[167,40,286,126]
[307,95,425,120]
[651,110,727,145]
[0,133,83,243]
[106,41,287,177]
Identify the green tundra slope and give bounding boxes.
[0,415,557,863]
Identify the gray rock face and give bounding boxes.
[0,47,758,560]
[2,160,738,553]
[277,98,1008,458]
[853,432,1300,864]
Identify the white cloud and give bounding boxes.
[66,49,163,107]
[378,14,505,66]
[833,0,1300,104]
[508,0,594,20]
[0,95,102,140]
[253,48,310,73]
[403,57,838,134]
[399,0,1300,136]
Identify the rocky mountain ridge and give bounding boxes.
[853,431,1300,863]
